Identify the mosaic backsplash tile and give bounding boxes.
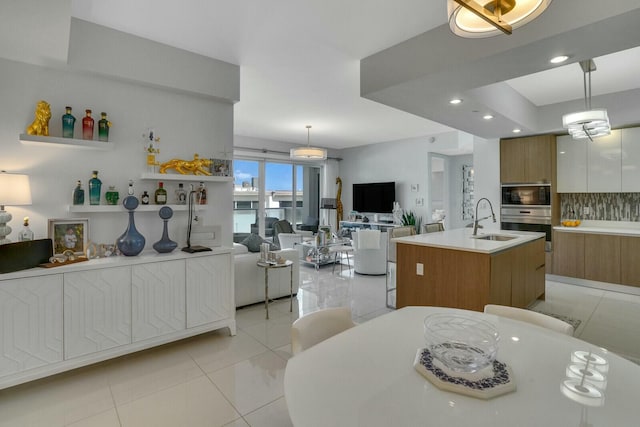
[561,193,640,221]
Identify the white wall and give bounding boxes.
[338,131,472,228]
[0,19,238,249]
[472,137,501,231]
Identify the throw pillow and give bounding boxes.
[240,233,280,252]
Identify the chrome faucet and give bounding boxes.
[473,198,496,236]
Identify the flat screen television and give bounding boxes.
[352,182,395,213]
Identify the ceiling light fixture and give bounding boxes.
[483,114,494,120]
[512,128,522,133]
[449,98,463,104]
[562,59,611,141]
[550,55,569,64]
[447,0,553,38]
[290,125,327,161]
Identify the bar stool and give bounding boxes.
[330,245,354,275]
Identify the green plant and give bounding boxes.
[401,210,422,234]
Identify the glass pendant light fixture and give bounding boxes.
[562,60,611,141]
[290,125,327,160]
[448,0,553,38]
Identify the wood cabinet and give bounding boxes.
[396,238,545,311]
[584,234,621,283]
[0,275,63,377]
[0,250,235,390]
[500,135,555,183]
[554,230,640,287]
[553,231,585,278]
[621,236,640,287]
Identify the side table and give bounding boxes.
[256,259,294,319]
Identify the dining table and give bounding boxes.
[284,306,640,426]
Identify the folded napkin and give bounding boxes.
[356,229,381,249]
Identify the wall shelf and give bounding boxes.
[140,172,232,183]
[20,134,115,151]
[68,204,190,213]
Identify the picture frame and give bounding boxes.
[210,158,232,176]
[48,218,89,256]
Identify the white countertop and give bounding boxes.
[393,228,545,254]
[554,220,640,237]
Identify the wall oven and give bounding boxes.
[500,184,552,251]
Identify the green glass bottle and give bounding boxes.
[62,106,76,138]
[154,182,167,205]
[98,112,110,142]
[89,171,102,205]
[105,186,119,205]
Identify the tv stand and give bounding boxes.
[339,220,398,232]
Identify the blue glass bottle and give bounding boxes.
[153,206,177,253]
[89,170,102,205]
[72,180,84,205]
[62,106,76,138]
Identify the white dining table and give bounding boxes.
[284,306,640,427]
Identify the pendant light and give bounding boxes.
[448,0,553,38]
[562,60,611,141]
[290,125,327,160]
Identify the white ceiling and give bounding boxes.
[71,0,640,149]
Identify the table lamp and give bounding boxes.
[0,171,33,244]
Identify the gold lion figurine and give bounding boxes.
[26,100,52,136]
[159,154,212,175]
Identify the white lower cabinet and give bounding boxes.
[64,266,132,359]
[0,275,63,377]
[1,250,234,390]
[186,254,232,328]
[132,260,186,342]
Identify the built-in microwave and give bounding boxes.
[501,184,551,207]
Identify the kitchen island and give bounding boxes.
[394,229,546,311]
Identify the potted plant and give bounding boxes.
[401,210,422,234]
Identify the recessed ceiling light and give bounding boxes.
[449,98,462,105]
[513,128,522,133]
[550,55,569,64]
[483,114,494,120]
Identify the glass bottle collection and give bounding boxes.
[60,106,111,142]
[71,177,210,207]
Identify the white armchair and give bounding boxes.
[351,230,388,275]
[278,233,303,249]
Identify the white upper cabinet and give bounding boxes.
[622,128,640,192]
[557,135,587,192]
[588,131,622,192]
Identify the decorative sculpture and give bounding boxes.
[159,154,212,175]
[26,100,52,136]
[153,206,178,253]
[336,177,343,224]
[116,196,146,256]
[143,128,160,173]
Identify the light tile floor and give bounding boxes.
[1,265,639,426]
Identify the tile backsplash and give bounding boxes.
[561,193,640,221]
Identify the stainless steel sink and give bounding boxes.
[472,234,517,241]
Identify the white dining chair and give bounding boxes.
[291,307,356,355]
[484,304,575,336]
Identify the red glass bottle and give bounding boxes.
[82,109,94,140]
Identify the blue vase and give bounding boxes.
[153,206,177,253]
[117,196,145,256]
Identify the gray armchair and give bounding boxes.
[297,216,319,233]
[250,216,279,237]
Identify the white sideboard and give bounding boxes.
[0,249,235,390]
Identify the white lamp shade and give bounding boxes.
[290,147,327,160]
[0,173,32,206]
[448,0,553,38]
[562,109,611,139]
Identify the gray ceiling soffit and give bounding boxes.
[360,5,640,139]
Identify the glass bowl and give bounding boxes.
[423,313,500,373]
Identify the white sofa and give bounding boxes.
[233,243,300,308]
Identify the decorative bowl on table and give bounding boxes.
[423,314,499,373]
